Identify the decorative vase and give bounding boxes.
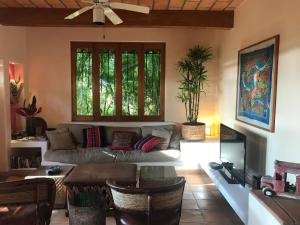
[26,116,36,136]
[182,122,206,141]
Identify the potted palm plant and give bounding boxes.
[177,45,212,140]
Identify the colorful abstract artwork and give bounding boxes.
[236,36,279,132]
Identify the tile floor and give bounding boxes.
[50,169,244,225]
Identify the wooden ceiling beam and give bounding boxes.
[0,8,234,28]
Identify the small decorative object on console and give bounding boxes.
[222,162,234,170]
[252,175,262,190]
[46,166,61,176]
[209,162,223,170]
[261,160,300,199]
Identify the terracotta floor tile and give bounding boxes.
[201,209,238,223]
[183,192,195,199]
[193,191,215,200]
[190,184,214,192]
[182,199,199,209]
[196,199,230,210]
[50,210,70,225]
[184,183,192,191]
[186,174,208,184]
[180,209,204,223]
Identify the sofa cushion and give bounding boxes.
[57,124,93,145]
[152,128,172,150]
[46,130,76,150]
[168,126,181,150]
[44,146,115,164]
[142,124,181,150]
[105,127,141,145]
[111,131,138,151]
[109,149,181,162]
[134,135,161,152]
[82,126,106,148]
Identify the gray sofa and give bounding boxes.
[42,122,181,166]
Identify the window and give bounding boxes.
[71,42,165,121]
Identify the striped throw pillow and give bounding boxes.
[134,135,161,152]
[82,126,106,148]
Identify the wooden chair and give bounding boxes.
[107,176,186,225]
[0,178,56,225]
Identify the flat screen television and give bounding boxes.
[220,124,247,186]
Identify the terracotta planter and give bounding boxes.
[182,122,206,140]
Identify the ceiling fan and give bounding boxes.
[65,0,150,25]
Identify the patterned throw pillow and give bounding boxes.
[134,135,161,152]
[82,126,106,148]
[152,128,173,150]
[111,131,138,151]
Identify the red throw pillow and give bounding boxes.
[134,135,161,152]
[111,131,138,151]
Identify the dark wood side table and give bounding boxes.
[63,163,137,211]
[25,166,73,209]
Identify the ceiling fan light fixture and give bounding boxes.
[65,0,150,25]
[93,7,105,25]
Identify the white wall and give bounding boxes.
[26,27,219,129]
[0,25,27,171]
[218,0,300,174]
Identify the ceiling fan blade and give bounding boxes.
[65,6,94,19]
[109,2,150,14]
[104,7,123,25]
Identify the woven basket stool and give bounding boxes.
[68,198,105,225]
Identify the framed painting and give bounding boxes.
[236,35,280,132]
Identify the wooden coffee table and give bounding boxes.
[25,166,73,209]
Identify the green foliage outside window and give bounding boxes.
[122,51,139,116]
[99,51,116,116]
[76,49,93,116]
[144,50,161,116]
